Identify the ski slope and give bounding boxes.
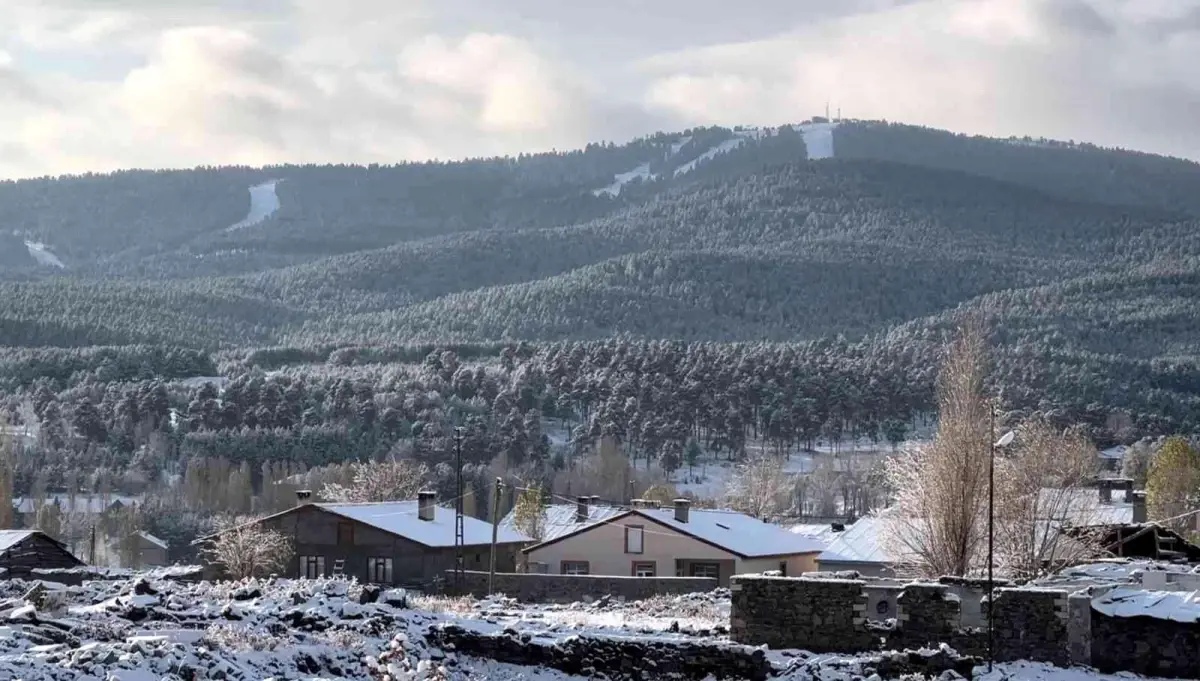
[674,136,748,177]
[798,122,836,160]
[24,240,65,268]
[225,180,281,231]
[592,163,654,198]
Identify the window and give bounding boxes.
[300,555,325,579]
[689,562,719,579]
[632,561,656,577]
[561,561,590,575]
[337,522,354,545]
[367,557,393,584]
[876,599,891,615]
[624,525,644,554]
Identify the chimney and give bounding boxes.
[576,496,590,523]
[1099,482,1112,505]
[1132,491,1147,524]
[831,522,845,533]
[1119,478,1134,503]
[296,490,312,505]
[673,498,691,524]
[418,491,435,522]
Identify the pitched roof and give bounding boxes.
[0,530,36,555]
[817,517,891,565]
[136,531,169,550]
[499,503,627,542]
[524,505,825,558]
[313,502,530,548]
[788,523,843,547]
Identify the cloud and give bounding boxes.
[1,0,1199,178]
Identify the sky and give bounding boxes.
[1,0,1199,179]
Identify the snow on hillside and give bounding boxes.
[592,163,653,198]
[673,137,748,177]
[798,122,837,160]
[225,180,281,232]
[23,241,65,269]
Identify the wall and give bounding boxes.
[1091,605,1200,678]
[739,554,818,577]
[730,576,874,653]
[451,569,718,603]
[816,559,895,578]
[526,515,739,584]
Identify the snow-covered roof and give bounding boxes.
[0,530,36,554]
[635,507,826,558]
[314,502,531,548]
[788,523,843,547]
[817,517,892,565]
[1093,587,1200,623]
[1041,488,1135,526]
[1099,446,1128,460]
[137,531,169,550]
[13,494,142,515]
[499,503,626,543]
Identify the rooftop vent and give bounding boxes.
[418,491,436,522]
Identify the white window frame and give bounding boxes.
[624,524,645,554]
[633,561,656,577]
[367,557,394,583]
[689,562,719,579]
[561,561,589,575]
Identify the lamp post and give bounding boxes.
[988,408,1016,673]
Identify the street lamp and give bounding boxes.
[988,420,1016,672]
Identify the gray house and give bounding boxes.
[206,492,530,586]
[0,530,85,578]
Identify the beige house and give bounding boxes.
[523,498,825,585]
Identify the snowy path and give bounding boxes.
[674,137,747,177]
[798,122,837,160]
[225,180,281,231]
[592,163,654,198]
[24,240,65,268]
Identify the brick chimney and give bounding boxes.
[576,496,590,523]
[1132,491,1147,524]
[673,498,691,524]
[296,490,312,505]
[418,491,436,522]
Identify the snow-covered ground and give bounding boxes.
[673,137,748,177]
[24,241,65,269]
[0,574,1189,681]
[797,121,837,160]
[591,163,653,198]
[225,180,281,232]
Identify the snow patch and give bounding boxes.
[225,180,281,231]
[673,137,747,177]
[797,122,837,160]
[592,163,653,198]
[23,241,65,269]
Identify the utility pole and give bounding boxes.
[987,402,996,673]
[489,477,502,595]
[89,524,97,565]
[453,426,466,596]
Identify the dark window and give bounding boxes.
[337,522,354,545]
[624,525,644,554]
[689,562,719,579]
[632,561,656,577]
[779,561,787,577]
[561,561,589,575]
[367,557,393,583]
[300,555,325,579]
[876,599,891,615]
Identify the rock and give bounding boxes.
[359,584,381,604]
[230,585,261,601]
[132,578,157,596]
[382,588,408,608]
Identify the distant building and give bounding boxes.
[0,530,85,578]
[107,531,169,569]
[199,492,530,586]
[522,497,825,585]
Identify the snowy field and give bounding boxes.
[0,573,1187,681]
[24,240,65,269]
[225,180,282,232]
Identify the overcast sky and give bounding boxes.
[2,0,1199,179]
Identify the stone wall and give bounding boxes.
[990,588,1068,667]
[1091,607,1200,678]
[730,576,874,653]
[449,570,718,603]
[427,623,773,681]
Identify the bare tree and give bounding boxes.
[321,459,430,503]
[0,419,13,530]
[882,318,992,577]
[205,519,294,580]
[993,420,1102,579]
[511,485,547,541]
[725,452,792,519]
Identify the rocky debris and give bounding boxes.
[777,644,982,680]
[427,622,773,680]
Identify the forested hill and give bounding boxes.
[2,119,1200,443]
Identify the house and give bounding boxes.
[816,482,1151,576]
[0,530,85,578]
[499,496,626,543]
[106,531,169,569]
[200,491,530,586]
[12,494,142,526]
[522,497,826,585]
